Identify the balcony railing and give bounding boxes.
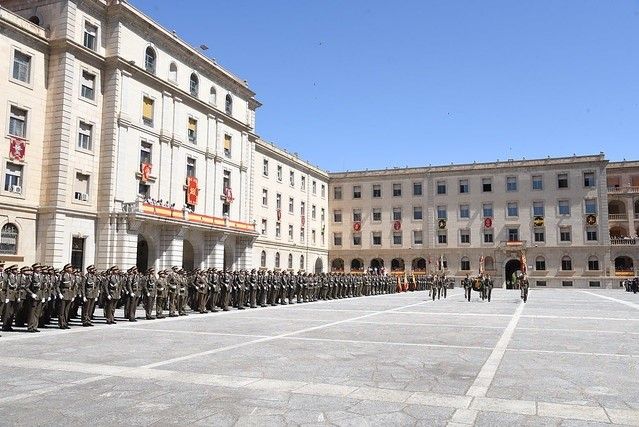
[609,214,628,220]
[611,238,637,246]
[608,186,639,194]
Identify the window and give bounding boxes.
[558,200,570,215]
[353,209,362,222]
[460,229,470,244]
[138,182,150,199]
[413,230,423,245]
[78,122,93,151]
[275,252,280,268]
[83,22,97,50]
[311,205,316,219]
[288,224,294,240]
[507,202,518,217]
[223,135,231,157]
[290,171,295,187]
[276,193,282,209]
[9,106,27,138]
[557,173,568,189]
[187,118,197,143]
[588,256,599,271]
[586,227,598,242]
[277,165,282,181]
[311,230,316,244]
[461,257,470,271]
[261,219,267,235]
[225,94,233,115]
[144,47,156,73]
[300,255,305,271]
[585,199,597,214]
[186,157,196,177]
[507,228,519,241]
[589,281,601,287]
[4,162,23,192]
[263,159,269,176]
[534,228,545,242]
[561,256,572,271]
[392,183,402,197]
[71,237,85,271]
[560,227,571,242]
[288,197,294,214]
[12,50,31,83]
[393,231,402,245]
[482,178,492,192]
[413,206,423,220]
[333,186,342,200]
[533,201,544,217]
[437,206,447,219]
[260,251,267,267]
[275,222,281,238]
[535,256,546,271]
[0,223,18,254]
[353,185,361,199]
[459,179,469,194]
[413,182,422,196]
[74,173,90,201]
[483,230,494,243]
[300,202,306,217]
[372,184,381,198]
[372,232,382,246]
[321,184,325,197]
[353,234,362,246]
[392,207,402,221]
[482,203,493,218]
[334,233,342,246]
[142,97,154,126]
[312,181,317,194]
[372,208,382,222]
[80,71,95,100]
[536,281,547,287]
[532,175,543,190]
[209,87,217,105]
[506,176,517,192]
[262,189,268,206]
[436,181,446,195]
[169,62,178,82]
[301,176,306,191]
[189,73,199,97]
[333,210,342,223]
[459,204,470,219]
[300,228,305,243]
[584,172,596,188]
[437,230,447,244]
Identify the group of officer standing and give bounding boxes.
[623,277,639,293]
[1,262,454,336]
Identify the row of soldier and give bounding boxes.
[1,263,452,334]
[623,277,638,293]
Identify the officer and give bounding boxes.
[0,262,5,335]
[167,266,179,317]
[194,269,208,313]
[248,269,258,308]
[220,269,231,311]
[126,266,141,322]
[257,269,268,307]
[56,263,75,329]
[235,270,246,310]
[155,270,168,319]
[2,265,19,331]
[141,268,158,319]
[80,265,99,327]
[103,266,121,324]
[206,268,220,312]
[26,264,46,332]
[177,269,188,316]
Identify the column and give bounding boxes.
[158,226,184,269]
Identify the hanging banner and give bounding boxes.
[479,255,485,274]
[223,186,234,203]
[9,138,25,161]
[483,217,492,228]
[186,176,199,205]
[140,163,152,182]
[393,220,401,231]
[520,252,527,274]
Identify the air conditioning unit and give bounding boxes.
[11,185,22,194]
[81,193,89,201]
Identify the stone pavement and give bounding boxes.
[1,288,638,426]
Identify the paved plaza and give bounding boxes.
[1,288,638,426]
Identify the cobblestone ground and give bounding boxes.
[1,288,638,426]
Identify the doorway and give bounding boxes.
[504,259,520,289]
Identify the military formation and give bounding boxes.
[623,277,638,293]
[1,262,454,336]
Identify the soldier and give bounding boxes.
[2,265,19,331]
[192,269,207,313]
[206,268,220,312]
[235,270,246,310]
[0,262,5,335]
[80,265,99,327]
[177,269,188,316]
[268,270,278,306]
[142,268,158,319]
[22,266,39,332]
[155,270,168,319]
[103,266,121,324]
[39,266,55,328]
[166,267,179,317]
[257,269,268,307]
[125,266,141,322]
[55,264,76,329]
[247,269,258,308]
[217,269,229,311]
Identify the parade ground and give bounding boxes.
[1,289,638,426]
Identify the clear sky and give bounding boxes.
[131,0,639,172]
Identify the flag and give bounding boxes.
[479,256,485,275]
[520,252,527,274]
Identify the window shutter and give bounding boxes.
[224,135,231,151]
[143,97,153,119]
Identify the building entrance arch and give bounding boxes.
[504,259,521,289]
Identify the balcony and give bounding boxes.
[611,238,637,246]
[608,186,639,194]
[609,214,628,220]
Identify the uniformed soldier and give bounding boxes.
[155,270,168,319]
[2,265,19,331]
[193,269,208,313]
[247,269,258,308]
[56,263,76,329]
[206,268,220,312]
[0,262,5,335]
[177,269,188,316]
[126,266,142,322]
[26,264,46,332]
[103,266,121,324]
[80,265,99,327]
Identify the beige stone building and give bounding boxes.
[329,155,614,288]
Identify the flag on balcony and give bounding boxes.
[223,186,234,203]
[186,176,199,205]
[140,163,152,182]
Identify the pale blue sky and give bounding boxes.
[132,0,639,171]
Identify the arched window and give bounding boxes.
[300,255,305,271]
[351,259,364,271]
[0,223,19,255]
[144,46,156,74]
[484,256,495,271]
[561,256,572,271]
[189,73,199,97]
[288,253,293,269]
[460,256,470,271]
[225,94,233,115]
[209,86,217,106]
[275,252,280,268]
[331,258,344,272]
[587,255,599,271]
[391,258,405,271]
[169,62,177,82]
[28,16,41,26]
[535,256,546,271]
[260,250,266,268]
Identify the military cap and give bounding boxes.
[63,263,73,270]
[8,264,18,271]
[32,263,42,269]
[110,265,119,271]
[172,266,179,271]
[20,266,32,272]
[147,268,155,274]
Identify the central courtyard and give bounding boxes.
[1,288,638,426]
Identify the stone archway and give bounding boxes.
[182,240,195,271]
[370,258,384,272]
[136,235,149,272]
[412,257,426,271]
[314,257,323,274]
[614,256,634,273]
[504,259,520,289]
[351,258,364,272]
